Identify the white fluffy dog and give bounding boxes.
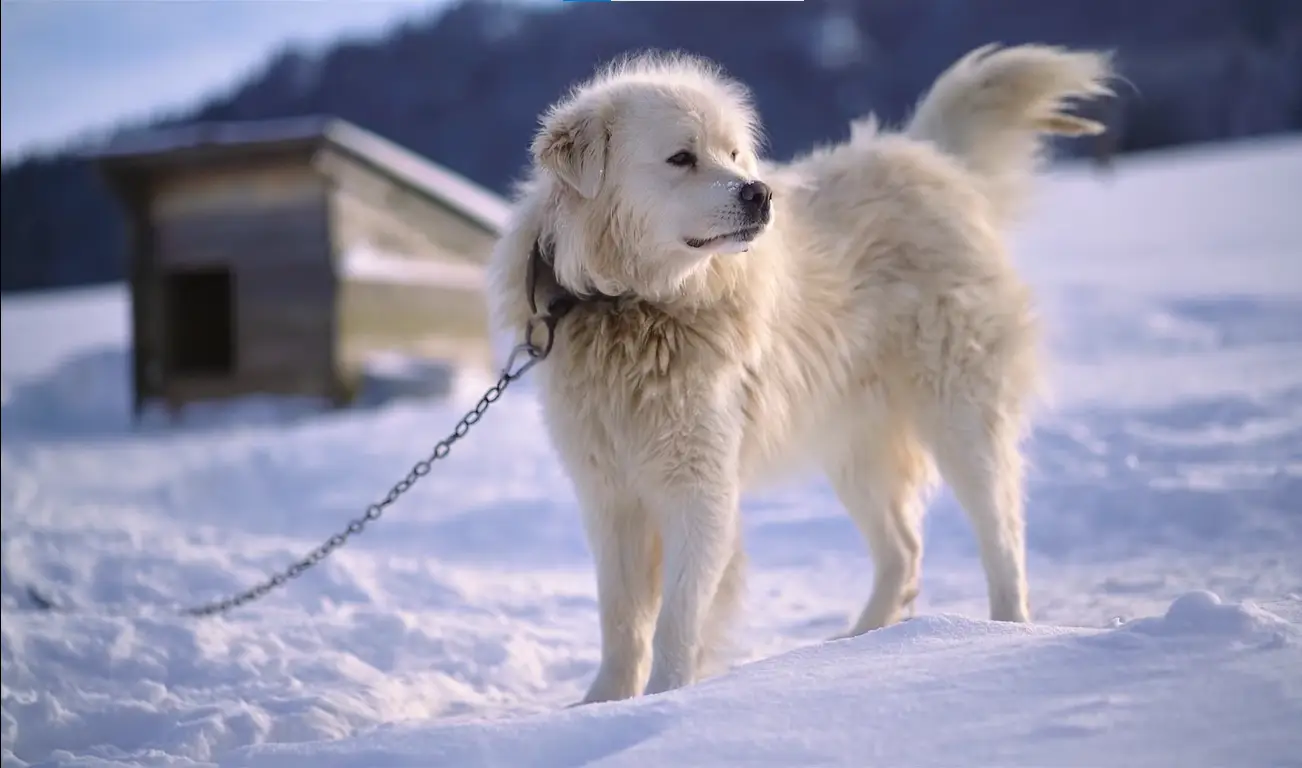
[488,44,1114,703]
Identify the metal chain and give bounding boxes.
[23,244,571,619]
[181,338,549,618]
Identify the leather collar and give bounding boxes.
[526,238,626,321]
[521,238,627,359]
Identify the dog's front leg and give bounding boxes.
[640,411,743,696]
[643,484,740,695]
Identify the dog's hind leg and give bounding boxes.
[925,400,1031,623]
[823,415,933,636]
[578,487,663,705]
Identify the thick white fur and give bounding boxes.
[487,44,1113,703]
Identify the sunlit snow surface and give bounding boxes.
[3,138,1301,767]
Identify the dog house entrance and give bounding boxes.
[164,267,235,376]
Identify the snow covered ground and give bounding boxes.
[3,137,1301,767]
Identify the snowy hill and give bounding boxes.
[237,593,1301,768]
[3,137,1301,767]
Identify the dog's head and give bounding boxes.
[531,53,771,300]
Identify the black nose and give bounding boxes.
[738,180,772,220]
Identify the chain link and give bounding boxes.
[182,339,547,618]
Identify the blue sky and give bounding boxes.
[0,0,451,160]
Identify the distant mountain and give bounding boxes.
[3,0,1300,294]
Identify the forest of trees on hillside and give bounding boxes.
[3,0,1300,293]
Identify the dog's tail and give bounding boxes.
[906,44,1114,224]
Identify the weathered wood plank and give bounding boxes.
[237,335,332,376]
[235,286,333,375]
[319,149,497,264]
[149,160,324,218]
[155,203,331,269]
[336,277,493,374]
[236,264,335,304]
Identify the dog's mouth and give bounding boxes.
[685,226,763,251]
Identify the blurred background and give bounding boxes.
[3,0,1300,296]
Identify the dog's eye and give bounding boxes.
[730,150,739,161]
[666,151,697,168]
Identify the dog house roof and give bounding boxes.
[92,115,511,235]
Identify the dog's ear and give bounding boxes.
[532,101,609,199]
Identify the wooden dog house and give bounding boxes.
[94,116,509,419]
